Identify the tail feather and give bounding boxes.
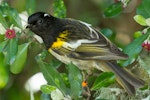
[116,75,135,95]
[98,61,145,95]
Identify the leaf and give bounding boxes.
[41,93,50,100]
[67,63,82,99]
[41,85,56,94]
[36,53,67,95]
[53,0,66,18]
[0,2,22,28]
[7,8,22,28]
[146,18,150,26]
[51,59,62,69]
[91,72,115,90]
[26,0,36,15]
[100,28,116,42]
[104,2,122,18]
[119,30,150,66]
[136,0,150,18]
[10,43,29,74]
[0,40,8,52]
[0,52,9,89]
[0,12,8,28]
[7,38,18,64]
[61,73,70,88]
[51,89,65,100]
[134,15,147,26]
[0,2,9,28]
[134,31,142,39]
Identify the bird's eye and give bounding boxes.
[37,19,43,24]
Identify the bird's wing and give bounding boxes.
[50,19,128,60]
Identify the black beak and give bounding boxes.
[21,25,29,34]
[26,24,32,29]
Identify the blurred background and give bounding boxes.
[0,0,144,100]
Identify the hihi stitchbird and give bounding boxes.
[27,12,145,95]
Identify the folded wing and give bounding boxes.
[51,19,128,60]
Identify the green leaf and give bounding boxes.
[136,0,150,18]
[91,72,115,90]
[133,15,147,26]
[7,38,18,64]
[26,0,36,15]
[0,3,22,28]
[0,2,9,28]
[60,73,70,88]
[53,0,66,18]
[134,31,142,39]
[67,63,82,99]
[51,59,62,69]
[41,93,50,100]
[104,2,122,18]
[0,2,9,7]
[0,40,8,52]
[10,43,29,74]
[119,30,150,66]
[41,85,56,94]
[36,53,67,95]
[0,52,9,89]
[0,12,8,28]
[7,8,22,28]
[100,28,116,42]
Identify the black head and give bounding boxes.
[27,12,55,36]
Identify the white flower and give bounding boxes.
[19,11,28,28]
[51,89,71,100]
[0,23,6,35]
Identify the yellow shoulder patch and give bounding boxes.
[59,30,69,38]
[51,38,65,48]
[51,30,69,49]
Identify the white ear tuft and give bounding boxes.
[44,13,50,17]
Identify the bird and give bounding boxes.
[27,12,145,95]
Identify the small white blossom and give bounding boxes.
[0,23,6,35]
[19,11,28,28]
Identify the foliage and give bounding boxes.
[26,0,36,15]
[36,51,67,95]
[0,2,29,90]
[119,31,150,66]
[136,0,150,18]
[104,2,123,18]
[91,72,115,90]
[0,0,150,100]
[52,0,66,18]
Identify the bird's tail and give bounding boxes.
[97,61,145,95]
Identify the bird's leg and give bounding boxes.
[81,71,91,100]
